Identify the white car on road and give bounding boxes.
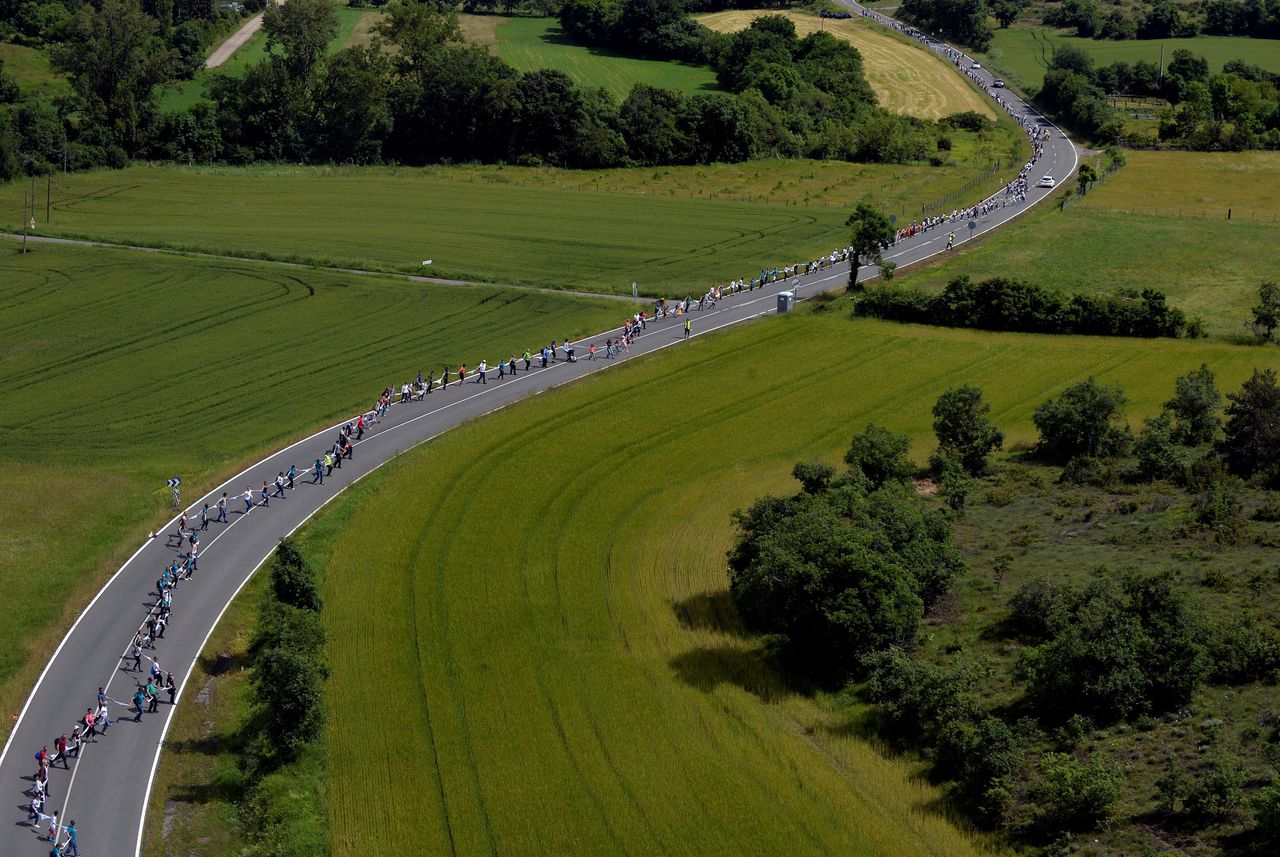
[1036,175,1056,188]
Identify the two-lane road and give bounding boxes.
[0,14,1076,856]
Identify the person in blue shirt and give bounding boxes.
[133,689,146,722]
[64,820,78,856]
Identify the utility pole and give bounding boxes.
[46,170,51,223]
[1158,44,1165,88]
[22,190,28,254]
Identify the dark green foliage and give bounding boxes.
[1205,616,1280,683]
[1251,281,1280,343]
[1007,578,1070,641]
[1206,0,1280,38]
[843,423,914,489]
[898,0,994,50]
[791,461,835,494]
[51,0,176,155]
[270,537,323,612]
[931,385,1003,477]
[729,439,961,682]
[1033,379,1130,463]
[845,200,895,272]
[250,539,327,764]
[1164,364,1222,445]
[936,716,1023,825]
[1034,752,1124,832]
[854,276,1190,339]
[1018,574,1207,723]
[1184,754,1247,819]
[1134,415,1184,482]
[933,451,974,512]
[1253,781,1280,844]
[864,649,981,745]
[1219,369,1280,481]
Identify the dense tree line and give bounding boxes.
[898,0,995,51]
[853,275,1196,339]
[1035,43,1280,148]
[0,1,962,174]
[732,369,1280,841]
[1044,0,1280,40]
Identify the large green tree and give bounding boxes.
[51,0,175,154]
[931,385,1004,476]
[264,0,339,81]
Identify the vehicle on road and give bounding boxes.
[1036,175,1056,188]
[971,61,982,69]
[993,78,1005,88]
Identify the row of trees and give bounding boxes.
[0,0,962,174]
[1038,44,1280,149]
[853,275,1196,339]
[1047,0,1280,40]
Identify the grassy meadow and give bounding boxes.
[894,149,1280,338]
[984,26,1280,92]
[0,242,623,745]
[0,41,69,103]
[0,142,1026,295]
[697,9,995,120]
[283,307,1273,856]
[489,16,719,99]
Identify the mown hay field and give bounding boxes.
[897,150,1280,338]
[0,146,1026,295]
[492,16,720,99]
[0,243,622,745]
[697,9,995,120]
[314,310,1270,856]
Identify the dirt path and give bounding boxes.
[205,1,282,70]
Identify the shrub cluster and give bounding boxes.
[854,275,1192,338]
[250,537,328,764]
[728,424,961,684]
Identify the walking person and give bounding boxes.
[426,370,435,394]
[167,673,178,705]
[441,366,450,390]
[200,503,209,531]
[97,701,111,735]
[83,708,97,743]
[324,452,334,477]
[242,487,254,513]
[217,492,228,523]
[132,687,145,722]
[288,464,297,490]
[523,350,532,371]
[147,678,160,713]
[274,472,286,498]
[458,365,467,386]
[64,820,78,857]
[52,734,68,769]
[313,458,324,485]
[946,231,955,251]
[261,480,271,507]
[684,319,692,339]
[478,360,487,384]
[509,354,518,376]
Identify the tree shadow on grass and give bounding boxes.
[670,589,750,637]
[669,643,792,703]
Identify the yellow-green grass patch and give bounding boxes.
[313,310,1271,856]
[495,16,719,100]
[697,9,994,120]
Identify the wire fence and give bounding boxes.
[918,160,1006,218]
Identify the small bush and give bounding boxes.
[1007,579,1070,641]
[1034,379,1130,463]
[1184,754,1246,820]
[1253,781,1280,845]
[1034,752,1124,832]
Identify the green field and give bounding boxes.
[262,310,1270,856]
[0,242,622,742]
[984,26,1280,92]
[896,150,1280,338]
[490,16,719,100]
[0,145,1026,295]
[0,41,71,102]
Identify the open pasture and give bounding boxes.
[311,309,1268,856]
[985,26,1280,92]
[697,9,994,120]
[894,150,1280,338]
[0,242,622,743]
[0,150,1024,295]
[492,16,719,99]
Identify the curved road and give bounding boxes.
[1,13,1076,856]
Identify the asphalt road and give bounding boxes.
[0,16,1076,856]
